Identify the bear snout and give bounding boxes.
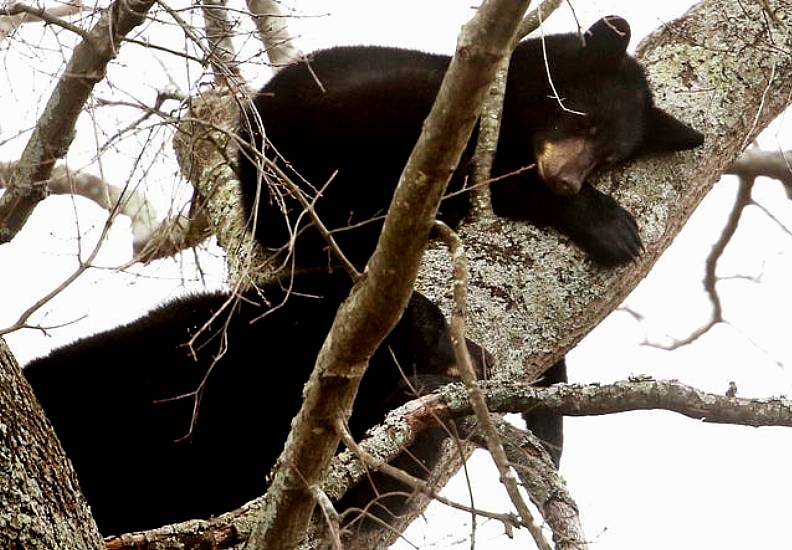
[536,137,597,196]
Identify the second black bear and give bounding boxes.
[23,272,563,535]
[238,16,704,270]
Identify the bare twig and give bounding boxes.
[434,221,551,550]
[644,176,754,350]
[468,419,588,550]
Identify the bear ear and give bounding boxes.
[583,16,631,65]
[639,107,705,154]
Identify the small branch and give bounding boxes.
[0,0,89,41]
[439,379,792,428]
[200,0,244,85]
[468,419,588,550]
[727,149,792,184]
[517,0,564,39]
[644,176,754,350]
[434,221,550,550]
[245,0,303,67]
[468,0,563,218]
[310,487,342,550]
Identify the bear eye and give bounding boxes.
[588,126,599,136]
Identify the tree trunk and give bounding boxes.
[0,340,103,548]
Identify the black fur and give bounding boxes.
[238,16,703,270]
[524,359,567,468]
[24,272,494,535]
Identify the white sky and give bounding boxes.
[2,1,792,548]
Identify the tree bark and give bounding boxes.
[0,340,103,548]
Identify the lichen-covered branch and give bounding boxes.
[101,374,792,550]
[0,0,158,243]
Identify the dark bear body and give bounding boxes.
[24,272,514,535]
[238,16,703,271]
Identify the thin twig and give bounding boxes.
[434,220,551,550]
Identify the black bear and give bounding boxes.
[25,271,546,535]
[238,16,703,271]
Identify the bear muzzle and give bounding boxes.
[536,137,597,196]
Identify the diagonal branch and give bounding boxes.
[243,1,534,548]
[0,0,89,41]
[0,0,158,244]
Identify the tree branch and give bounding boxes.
[467,419,587,550]
[0,341,103,548]
[0,0,158,243]
[0,0,89,41]
[469,0,564,217]
[200,0,243,85]
[245,0,303,67]
[102,374,792,550]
